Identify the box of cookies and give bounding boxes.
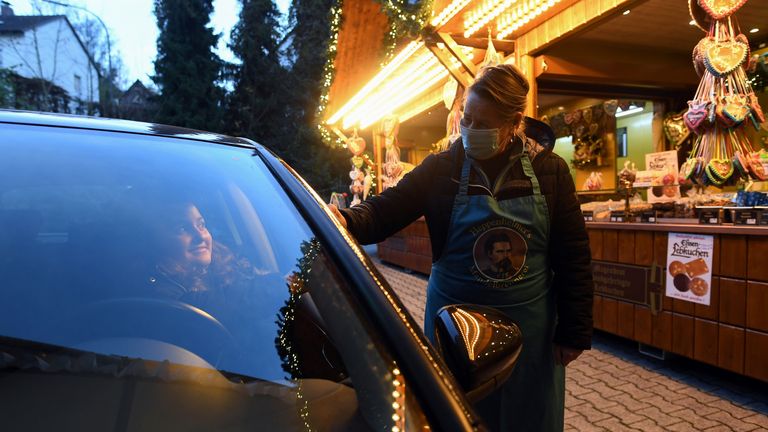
[666,232,713,305]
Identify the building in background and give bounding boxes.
[0,2,99,113]
[117,79,156,122]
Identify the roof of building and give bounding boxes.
[0,15,63,33]
[0,14,101,77]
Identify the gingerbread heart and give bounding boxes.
[733,151,752,177]
[705,39,748,77]
[581,108,592,125]
[749,93,766,124]
[698,0,748,20]
[708,158,734,182]
[692,38,714,77]
[716,100,738,129]
[684,100,709,134]
[722,94,750,124]
[346,135,367,156]
[664,112,689,147]
[680,158,698,180]
[603,100,618,116]
[688,0,712,32]
[749,153,767,181]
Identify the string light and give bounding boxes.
[316,0,345,148]
[431,0,472,27]
[496,0,559,38]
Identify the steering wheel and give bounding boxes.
[60,297,235,367]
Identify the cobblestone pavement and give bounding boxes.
[367,248,768,431]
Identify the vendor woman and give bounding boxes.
[329,63,594,432]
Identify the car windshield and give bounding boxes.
[0,122,430,431]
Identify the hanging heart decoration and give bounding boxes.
[735,34,751,61]
[705,159,733,185]
[564,110,581,125]
[688,0,712,32]
[692,37,714,77]
[581,108,593,125]
[698,0,748,20]
[749,93,766,124]
[588,122,599,136]
[684,100,710,134]
[722,94,751,125]
[351,156,365,169]
[346,134,367,156]
[680,158,698,180]
[704,39,748,77]
[749,152,767,180]
[574,124,586,138]
[663,112,690,147]
[603,100,618,116]
[733,151,752,177]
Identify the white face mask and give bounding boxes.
[461,125,501,160]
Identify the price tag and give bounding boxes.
[698,207,721,225]
[640,211,657,224]
[734,208,759,226]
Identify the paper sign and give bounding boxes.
[665,232,713,305]
[645,151,680,204]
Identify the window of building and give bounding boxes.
[74,75,82,96]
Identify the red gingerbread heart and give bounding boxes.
[685,100,709,134]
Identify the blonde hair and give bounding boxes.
[467,64,530,125]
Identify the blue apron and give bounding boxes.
[424,150,565,432]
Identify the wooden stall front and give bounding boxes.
[587,222,768,383]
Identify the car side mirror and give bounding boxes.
[433,304,523,403]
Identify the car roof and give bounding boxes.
[0,110,256,148]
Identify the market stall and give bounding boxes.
[323,0,768,381]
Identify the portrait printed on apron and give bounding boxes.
[470,220,532,286]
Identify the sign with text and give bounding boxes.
[645,150,680,204]
[592,261,652,305]
[665,232,713,305]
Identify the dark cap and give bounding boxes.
[523,116,555,151]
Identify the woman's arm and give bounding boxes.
[336,155,437,245]
[549,156,594,350]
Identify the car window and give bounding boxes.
[0,124,430,431]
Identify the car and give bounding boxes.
[0,110,522,432]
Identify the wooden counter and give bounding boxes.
[588,222,768,383]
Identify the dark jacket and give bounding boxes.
[340,137,594,350]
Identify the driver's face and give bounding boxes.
[166,205,213,268]
[489,241,512,265]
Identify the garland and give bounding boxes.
[374,0,433,63]
[316,0,345,148]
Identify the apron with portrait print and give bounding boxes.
[424,150,564,432]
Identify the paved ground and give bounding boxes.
[366,246,768,431]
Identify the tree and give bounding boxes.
[224,0,287,146]
[283,0,349,199]
[152,0,224,131]
[71,16,127,116]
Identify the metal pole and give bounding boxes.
[42,0,112,115]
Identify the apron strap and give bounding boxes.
[459,156,472,197]
[521,150,542,196]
